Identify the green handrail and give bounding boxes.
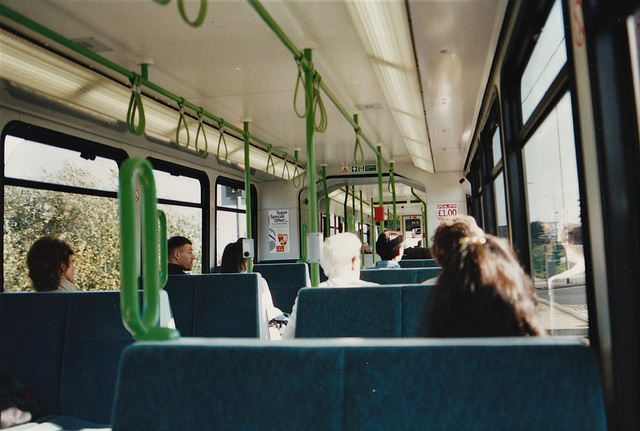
[376,145,384,231]
[322,166,330,237]
[359,190,365,268]
[159,210,168,288]
[243,121,253,273]
[244,0,391,171]
[118,158,180,341]
[303,48,320,287]
[370,197,377,264]
[347,215,356,234]
[411,188,428,244]
[390,162,397,230]
[343,186,349,222]
[0,3,311,174]
[298,223,308,263]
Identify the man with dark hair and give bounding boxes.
[373,230,404,269]
[167,236,195,274]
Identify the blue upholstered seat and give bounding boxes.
[398,258,439,268]
[294,285,436,338]
[360,267,440,284]
[112,337,607,431]
[253,263,310,313]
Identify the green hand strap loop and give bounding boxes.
[293,61,310,119]
[195,110,208,158]
[266,146,276,178]
[126,74,145,136]
[177,0,207,28]
[152,0,171,4]
[282,155,291,183]
[313,73,327,132]
[354,134,364,167]
[216,119,228,163]
[293,157,302,188]
[176,99,190,150]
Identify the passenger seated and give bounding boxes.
[26,236,77,292]
[372,230,403,268]
[220,239,284,340]
[419,215,544,337]
[167,236,195,274]
[283,232,378,339]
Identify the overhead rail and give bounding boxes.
[0,3,310,174]
[245,0,392,171]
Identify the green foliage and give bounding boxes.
[4,164,203,291]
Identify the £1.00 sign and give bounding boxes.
[436,203,458,221]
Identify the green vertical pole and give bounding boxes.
[390,162,397,231]
[118,158,179,341]
[343,186,349,225]
[304,48,320,287]
[322,165,330,237]
[359,190,365,268]
[298,223,308,263]
[370,197,377,264]
[377,145,384,232]
[411,188,428,246]
[243,120,253,273]
[351,185,356,217]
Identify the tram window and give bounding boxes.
[215,177,257,265]
[494,172,508,238]
[523,93,585,333]
[491,126,502,166]
[3,124,126,292]
[520,0,567,124]
[153,170,201,204]
[148,158,208,275]
[5,137,119,192]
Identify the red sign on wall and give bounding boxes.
[374,206,385,222]
[436,203,458,221]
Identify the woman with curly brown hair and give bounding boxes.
[420,215,544,337]
[26,236,77,292]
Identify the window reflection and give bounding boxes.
[523,93,587,335]
[494,172,508,238]
[520,0,567,123]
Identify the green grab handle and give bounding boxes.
[159,210,168,288]
[119,158,180,341]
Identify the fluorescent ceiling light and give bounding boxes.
[0,28,261,171]
[347,0,434,173]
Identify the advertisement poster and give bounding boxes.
[436,203,458,221]
[268,209,290,253]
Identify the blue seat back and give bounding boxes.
[343,339,606,430]
[112,338,607,431]
[253,263,309,313]
[398,259,439,268]
[164,275,198,336]
[0,292,69,416]
[295,287,402,338]
[193,274,260,337]
[112,340,345,431]
[360,267,440,284]
[59,292,134,423]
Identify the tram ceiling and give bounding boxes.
[0,0,506,174]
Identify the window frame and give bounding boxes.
[147,157,211,274]
[214,176,257,264]
[2,120,128,291]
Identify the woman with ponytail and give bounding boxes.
[420,215,544,337]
